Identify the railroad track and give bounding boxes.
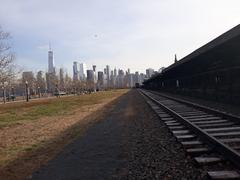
[139,89,240,179]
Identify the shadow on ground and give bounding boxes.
[0,91,129,180]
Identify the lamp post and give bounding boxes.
[11,86,15,101]
[25,81,29,102]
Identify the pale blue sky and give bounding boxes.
[0,0,240,74]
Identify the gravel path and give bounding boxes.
[32,89,202,180]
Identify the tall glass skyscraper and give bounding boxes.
[48,45,55,74]
[79,63,87,80]
[73,61,79,81]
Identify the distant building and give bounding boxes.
[128,74,135,88]
[146,68,154,79]
[106,65,110,78]
[93,65,96,72]
[59,68,64,91]
[47,45,56,93]
[87,69,96,91]
[87,70,94,82]
[22,71,35,95]
[48,45,55,74]
[46,72,57,93]
[139,73,145,85]
[22,71,34,82]
[97,71,104,88]
[93,65,97,83]
[135,71,140,84]
[106,65,110,86]
[117,69,125,88]
[79,63,87,80]
[110,70,116,87]
[73,61,79,81]
[114,68,117,77]
[36,71,46,92]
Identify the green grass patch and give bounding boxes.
[0,89,128,127]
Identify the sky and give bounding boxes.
[0,0,240,75]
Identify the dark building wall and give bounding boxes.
[143,25,240,104]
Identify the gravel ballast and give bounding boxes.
[120,90,203,179]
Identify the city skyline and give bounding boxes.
[18,44,159,76]
[49,46,153,79]
[1,0,240,74]
[19,46,155,93]
[17,47,153,95]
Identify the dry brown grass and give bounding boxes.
[0,89,128,180]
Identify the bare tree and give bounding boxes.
[59,68,65,91]
[22,71,36,96]
[0,26,15,84]
[36,71,46,92]
[64,73,73,94]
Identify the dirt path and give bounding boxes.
[32,91,131,180]
[31,90,202,180]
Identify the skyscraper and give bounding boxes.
[92,65,97,83]
[48,44,55,74]
[146,68,154,79]
[79,63,87,80]
[135,71,140,84]
[87,70,94,82]
[103,68,107,87]
[97,71,104,88]
[106,65,110,87]
[114,68,117,77]
[59,68,64,90]
[117,69,125,88]
[47,44,56,93]
[106,65,110,79]
[139,73,145,85]
[73,61,79,81]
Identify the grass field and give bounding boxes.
[0,90,127,128]
[0,89,128,179]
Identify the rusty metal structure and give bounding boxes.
[143,24,240,104]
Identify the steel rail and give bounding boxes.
[148,90,240,123]
[139,89,240,169]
